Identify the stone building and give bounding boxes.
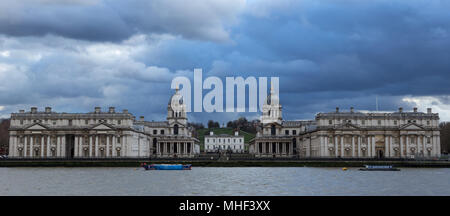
[250,87,441,159]
[204,130,245,153]
[8,89,198,158]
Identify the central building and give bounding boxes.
[249,86,441,159]
[8,88,199,158]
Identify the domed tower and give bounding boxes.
[261,83,282,124]
[167,86,187,127]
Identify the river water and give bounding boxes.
[0,167,449,196]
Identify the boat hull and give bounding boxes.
[359,168,400,171]
[143,164,192,170]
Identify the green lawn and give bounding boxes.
[196,127,256,151]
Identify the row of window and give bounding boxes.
[207,145,243,150]
[206,138,243,143]
[328,119,431,125]
[20,119,123,126]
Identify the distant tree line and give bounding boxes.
[226,117,260,134]
[439,122,450,154]
[0,119,10,155]
[207,120,220,129]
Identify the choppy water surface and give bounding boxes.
[0,167,449,195]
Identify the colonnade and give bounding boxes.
[255,141,293,157]
[8,134,123,158]
[156,141,194,156]
[319,134,440,158]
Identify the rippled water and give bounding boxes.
[0,167,449,195]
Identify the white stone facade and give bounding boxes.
[8,89,199,158]
[204,131,244,153]
[250,90,441,159]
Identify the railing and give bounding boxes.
[0,156,444,162]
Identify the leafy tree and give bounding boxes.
[439,122,450,154]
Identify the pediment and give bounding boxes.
[91,123,114,130]
[337,123,359,130]
[400,123,424,130]
[26,123,48,130]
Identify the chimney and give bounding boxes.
[45,107,52,113]
[31,107,37,113]
[234,131,239,136]
[95,107,101,113]
[123,109,128,114]
[399,107,403,113]
[350,107,354,113]
[336,107,339,113]
[210,131,214,136]
[109,107,115,113]
[427,108,432,114]
[139,116,144,121]
[19,110,24,113]
[413,107,418,113]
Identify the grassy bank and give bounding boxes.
[1,160,449,168]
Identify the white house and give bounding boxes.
[204,131,245,153]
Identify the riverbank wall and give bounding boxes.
[1,159,449,168]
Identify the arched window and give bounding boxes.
[292,138,297,154]
[271,125,276,135]
[153,138,157,154]
[174,124,179,135]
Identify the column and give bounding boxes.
[324,136,328,157]
[371,136,375,158]
[106,135,110,157]
[89,136,93,157]
[406,136,410,157]
[319,136,324,157]
[41,136,44,157]
[334,136,338,157]
[46,135,50,157]
[340,136,344,157]
[437,135,441,157]
[74,136,79,157]
[112,135,117,157]
[400,135,404,158]
[9,136,14,156]
[95,136,99,157]
[432,136,437,157]
[79,136,83,157]
[24,136,28,157]
[30,136,34,157]
[385,135,389,158]
[358,136,362,157]
[62,136,66,158]
[351,136,355,157]
[184,142,187,155]
[389,136,393,157]
[422,135,425,157]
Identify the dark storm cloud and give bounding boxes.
[1,0,450,122]
[0,0,244,42]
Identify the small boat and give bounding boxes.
[359,165,400,171]
[142,163,192,170]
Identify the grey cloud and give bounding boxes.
[0,0,245,42]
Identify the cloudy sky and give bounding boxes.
[1,0,450,124]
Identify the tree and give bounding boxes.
[439,122,450,154]
[0,119,10,155]
[207,120,220,129]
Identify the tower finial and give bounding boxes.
[175,84,179,91]
[270,81,274,93]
